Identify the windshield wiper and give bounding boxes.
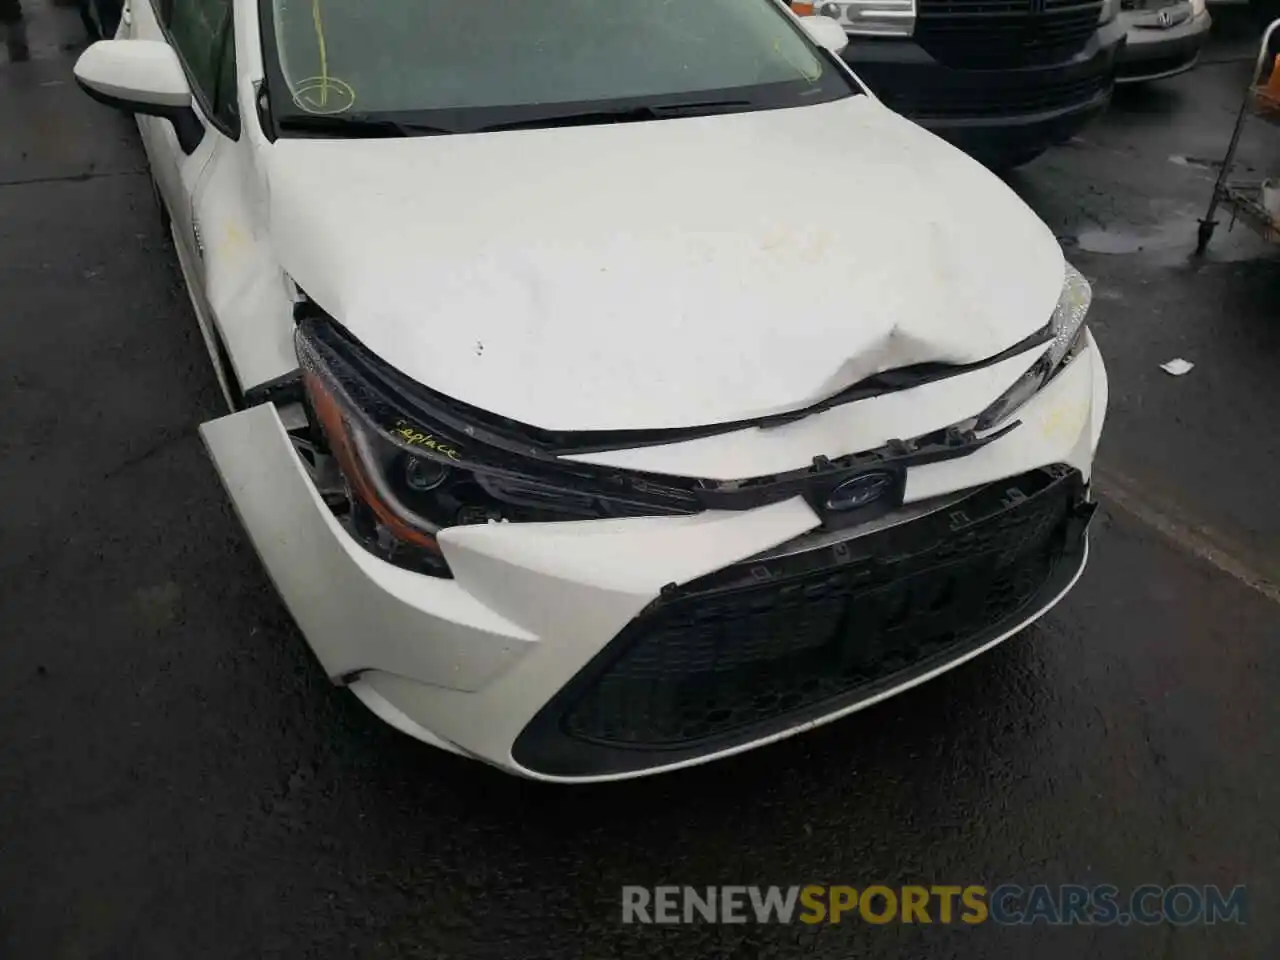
[278,100,755,137]
[277,114,457,138]
[480,99,754,132]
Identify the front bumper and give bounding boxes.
[201,332,1109,782]
[516,465,1094,777]
[1116,9,1211,82]
[845,21,1125,164]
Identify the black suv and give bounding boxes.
[805,0,1125,168]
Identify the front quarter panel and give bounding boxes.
[200,402,822,768]
[191,142,298,392]
[199,403,540,690]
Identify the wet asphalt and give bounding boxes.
[2,4,1279,958]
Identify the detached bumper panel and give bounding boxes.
[514,465,1094,778]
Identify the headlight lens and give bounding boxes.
[1190,0,1205,16]
[975,263,1091,432]
[296,316,696,576]
[1098,0,1118,24]
[798,1,915,38]
[1045,262,1092,368]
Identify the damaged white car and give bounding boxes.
[75,0,1107,781]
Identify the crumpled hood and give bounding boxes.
[265,96,1064,431]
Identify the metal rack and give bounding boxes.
[1197,18,1280,253]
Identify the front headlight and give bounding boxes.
[1190,0,1206,16]
[1098,0,1118,24]
[975,263,1092,432]
[297,315,696,577]
[795,1,915,38]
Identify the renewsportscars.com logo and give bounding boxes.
[621,884,1248,926]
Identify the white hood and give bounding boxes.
[265,96,1064,432]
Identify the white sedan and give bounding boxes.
[75,0,1107,781]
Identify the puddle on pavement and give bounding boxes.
[1075,229,1155,255]
[1168,155,1221,172]
[1073,213,1276,264]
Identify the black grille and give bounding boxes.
[916,0,1104,69]
[880,69,1110,119]
[514,466,1093,775]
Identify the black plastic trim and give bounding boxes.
[512,468,1094,778]
[76,77,206,154]
[842,19,1122,163]
[302,311,1027,515]
[305,304,1049,458]
[145,0,241,142]
[242,368,303,408]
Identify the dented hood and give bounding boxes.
[265,96,1064,431]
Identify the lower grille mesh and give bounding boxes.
[561,466,1085,749]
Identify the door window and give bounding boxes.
[213,28,239,130]
[165,0,239,135]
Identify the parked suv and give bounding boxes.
[799,0,1125,167]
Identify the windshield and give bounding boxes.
[264,0,854,132]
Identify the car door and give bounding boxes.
[127,0,237,274]
[123,0,247,404]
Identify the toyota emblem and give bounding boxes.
[825,471,895,512]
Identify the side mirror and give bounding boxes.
[74,39,204,154]
[799,15,850,54]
